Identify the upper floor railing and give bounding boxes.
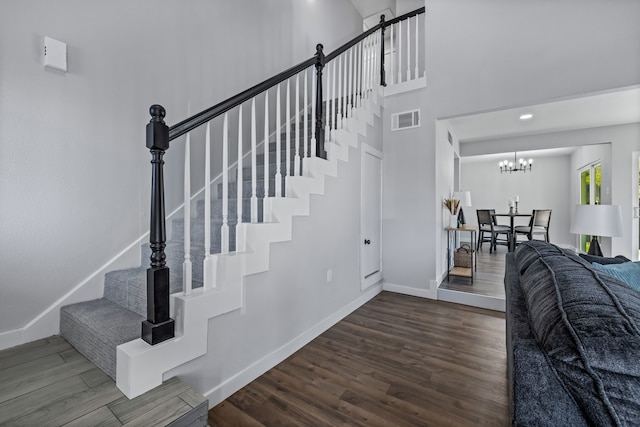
[141,7,426,345]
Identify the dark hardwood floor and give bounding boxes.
[208,291,508,426]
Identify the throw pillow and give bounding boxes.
[579,253,631,265]
[592,261,640,291]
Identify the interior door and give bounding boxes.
[361,146,383,290]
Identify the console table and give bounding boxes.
[445,225,477,284]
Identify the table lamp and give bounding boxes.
[569,204,623,256]
[453,191,472,226]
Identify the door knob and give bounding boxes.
[364,239,371,245]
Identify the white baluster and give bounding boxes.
[275,85,282,197]
[311,67,317,158]
[337,55,343,129]
[183,132,192,296]
[414,16,419,80]
[303,69,308,160]
[348,47,353,117]
[330,60,336,139]
[366,36,372,96]
[294,74,301,176]
[357,41,362,108]
[406,17,411,82]
[390,23,395,86]
[237,105,243,229]
[366,35,372,96]
[286,79,291,180]
[251,98,258,223]
[263,91,269,218]
[221,113,229,254]
[398,20,403,84]
[343,51,348,121]
[204,122,211,259]
[373,33,379,89]
[324,61,331,144]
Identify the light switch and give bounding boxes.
[44,36,67,72]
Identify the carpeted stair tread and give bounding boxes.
[60,298,144,379]
[104,264,202,317]
[171,218,238,251]
[195,198,264,223]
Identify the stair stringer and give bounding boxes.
[116,88,383,399]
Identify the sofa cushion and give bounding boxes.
[519,244,640,425]
[579,253,631,265]
[593,261,640,291]
[513,240,569,275]
[505,254,590,426]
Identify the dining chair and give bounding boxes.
[476,209,511,253]
[514,209,552,243]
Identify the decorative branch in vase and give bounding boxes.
[444,198,460,228]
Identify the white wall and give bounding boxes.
[397,0,424,15]
[167,129,383,404]
[381,0,640,293]
[381,88,438,297]
[0,0,362,340]
[461,154,573,247]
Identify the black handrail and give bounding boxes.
[143,6,425,346]
[169,6,425,142]
[385,6,425,27]
[169,57,316,141]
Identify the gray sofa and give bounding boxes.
[505,241,640,426]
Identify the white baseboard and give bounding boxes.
[0,237,142,351]
[382,282,438,300]
[0,329,24,351]
[437,288,505,312]
[203,283,383,407]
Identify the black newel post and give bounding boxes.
[142,104,175,345]
[314,43,326,159]
[379,15,387,87]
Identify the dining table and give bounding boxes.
[492,212,532,252]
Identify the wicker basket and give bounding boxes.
[454,244,473,268]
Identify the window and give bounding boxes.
[579,163,601,252]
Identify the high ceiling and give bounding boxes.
[447,87,640,143]
[348,0,395,20]
[444,86,640,161]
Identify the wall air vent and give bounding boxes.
[391,109,420,131]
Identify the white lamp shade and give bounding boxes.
[570,204,623,237]
[453,191,472,207]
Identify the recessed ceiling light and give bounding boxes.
[519,113,533,120]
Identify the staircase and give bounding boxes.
[55,6,425,401]
[60,133,298,379]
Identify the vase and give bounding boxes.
[449,214,458,228]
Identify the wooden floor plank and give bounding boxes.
[120,396,190,427]
[0,338,72,371]
[209,292,508,426]
[0,336,208,427]
[61,406,122,427]
[0,375,88,424]
[8,380,123,427]
[0,353,94,403]
[108,376,189,424]
[0,353,64,384]
[207,401,263,427]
